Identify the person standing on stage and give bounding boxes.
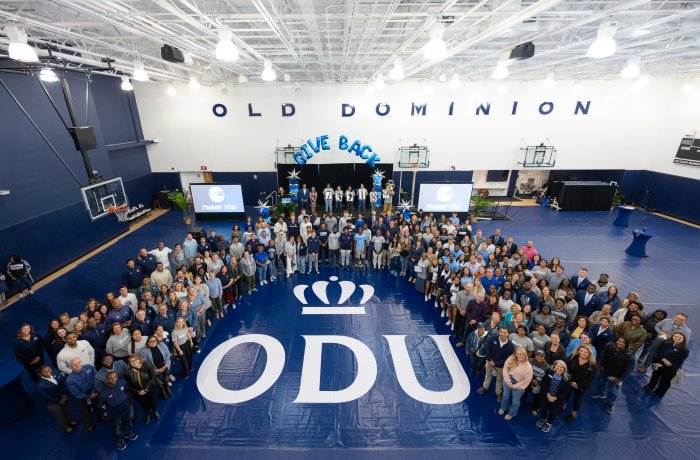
[334,186,344,212]
[357,184,368,214]
[299,183,310,211]
[345,186,356,214]
[323,184,334,213]
[369,189,378,210]
[309,187,318,214]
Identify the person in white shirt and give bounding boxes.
[357,184,368,214]
[334,186,344,212]
[57,332,95,374]
[370,230,385,269]
[369,189,378,210]
[148,242,172,269]
[118,286,139,315]
[273,217,288,236]
[345,186,356,213]
[323,184,335,213]
[300,216,313,244]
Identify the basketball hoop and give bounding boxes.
[108,205,130,223]
[410,163,418,169]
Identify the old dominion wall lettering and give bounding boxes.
[211,100,592,118]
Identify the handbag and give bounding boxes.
[671,369,685,385]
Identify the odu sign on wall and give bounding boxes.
[135,80,695,173]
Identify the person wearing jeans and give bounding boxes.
[590,337,634,413]
[306,230,320,274]
[478,327,515,401]
[240,252,256,294]
[254,245,269,286]
[323,185,334,213]
[499,347,533,420]
[7,255,34,298]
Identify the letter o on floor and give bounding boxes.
[197,334,285,404]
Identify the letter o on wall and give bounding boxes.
[539,102,554,115]
[376,103,390,116]
[212,103,228,117]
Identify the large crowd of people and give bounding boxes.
[10,196,692,449]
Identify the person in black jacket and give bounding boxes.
[564,345,597,422]
[590,337,635,413]
[477,327,515,401]
[126,354,160,424]
[36,365,79,433]
[98,371,138,451]
[13,324,44,382]
[644,332,689,397]
[536,361,572,433]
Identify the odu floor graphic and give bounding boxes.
[150,271,520,454]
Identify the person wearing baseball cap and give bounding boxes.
[467,322,489,376]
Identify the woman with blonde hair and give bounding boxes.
[499,347,533,420]
[564,345,597,423]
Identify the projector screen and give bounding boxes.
[190,184,244,213]
[417,183,473,213]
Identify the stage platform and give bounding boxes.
[0,207,698,460]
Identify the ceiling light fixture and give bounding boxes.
[389,58,404,81]
[492,64,508,80]
[216,26,239,61]
[120,76,133,91]
[238,74,248,84]
[39,67,59,83]
[620,56,641,79]
[166,84,177,96]
[449,73,461,89]
[542,72,555,88]
[221,84,229,96]
[188,76,201,90]
[423,22,447,60]
[439,73,447,83]
[261,59,276,81]
[587,21,617,59]
[133,62,149,82]
[5,26,39,62]
[284,73,291,83]
[374,73,385,90]
[629,74,650,92]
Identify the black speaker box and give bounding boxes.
[161,45,185,63]
[509,42,535,61]
[69,126,98,151]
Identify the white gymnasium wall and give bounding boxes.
[135,79,700,177]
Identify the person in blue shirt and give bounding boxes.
[449,212,460,226]
[481,268,500,293]
[317,223,330,264]
[99,371,138,451]
[353,226,368,270]
[65,358,97,431]
[82,316,109,365]
[339,228,353,269]
[136,248,157,276]
[355,215,366,230]
[253,244,269,286]
[306,230,320,274]
[121,260,143,293]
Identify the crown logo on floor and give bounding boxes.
[295,276,374,315]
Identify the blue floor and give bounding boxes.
[1,207,699,460]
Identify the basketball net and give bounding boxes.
[108,205,129,222]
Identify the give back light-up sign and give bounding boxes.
[196,277,470,405]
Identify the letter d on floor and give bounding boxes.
[197,334,285,404]
[294,335,377,403]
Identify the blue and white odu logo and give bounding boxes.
[197,277,470,405]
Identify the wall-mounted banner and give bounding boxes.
[294,134,381,167]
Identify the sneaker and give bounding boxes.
[445,320,451,326]
[604,404,615,414]
[248,291,252,295]
[542,423,552,433]
[477,387,487,395]
[504,415,513,421]
[450,324,455,331]
[116,441,127,451]
[316,271,320,274]
[125,433,139,441]
[169,375,176,382]
[440,310,446,318]
[590,392,606,399]
[498,409,505,415]
[456,342,465,348]
[434,302,438,308]
[536,418,545,428]
[253,288,258,292]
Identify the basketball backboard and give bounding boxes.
[81,177,128,220]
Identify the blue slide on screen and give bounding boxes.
[190,184,244,212]
[417,183,473,212]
